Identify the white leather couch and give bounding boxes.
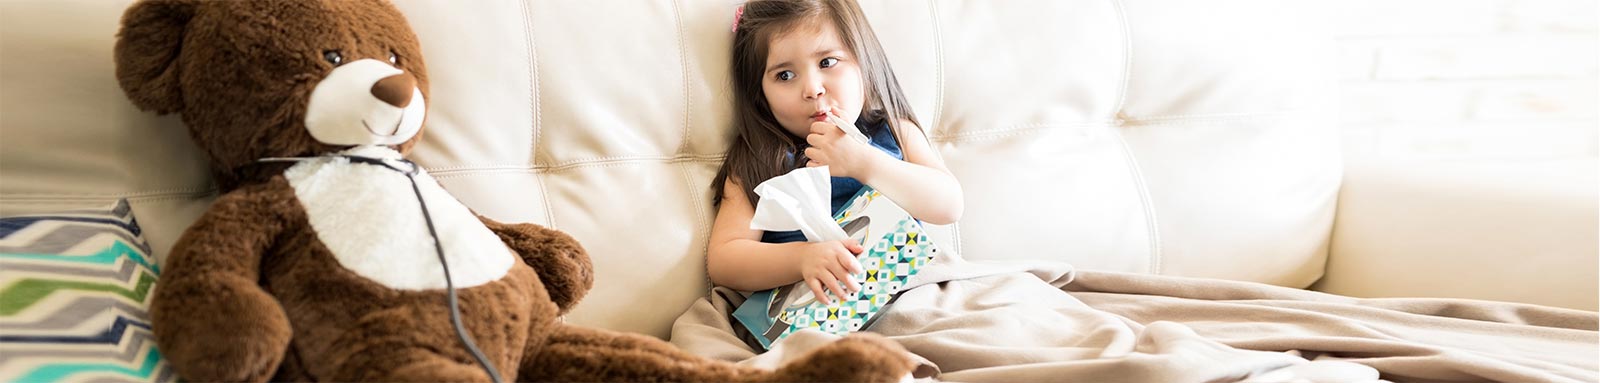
[1,0,1593,341]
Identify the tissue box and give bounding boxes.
[732,186,940,350]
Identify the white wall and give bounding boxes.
[1335,0,1599,160]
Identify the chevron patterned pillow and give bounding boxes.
[0,200,172,383]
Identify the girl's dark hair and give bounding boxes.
[713,0,922,206]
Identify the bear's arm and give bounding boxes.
[151,180,295,383]
[479,217,593,316]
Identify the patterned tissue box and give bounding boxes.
[733,187,939,350]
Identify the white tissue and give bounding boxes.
[749,166,848,242]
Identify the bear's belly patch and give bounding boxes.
[283,157,515,290]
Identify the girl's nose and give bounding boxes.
[804,80,825,100]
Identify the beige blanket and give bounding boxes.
[670,259,1598,382]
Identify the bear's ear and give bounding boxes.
[114,0,197,114]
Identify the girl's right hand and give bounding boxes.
[800,239,865,305]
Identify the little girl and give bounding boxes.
[708,0,963,306]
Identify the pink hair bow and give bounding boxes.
[731,5,744,32]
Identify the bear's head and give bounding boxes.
[115,0,429,191]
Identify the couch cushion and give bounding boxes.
[0,200,173,383]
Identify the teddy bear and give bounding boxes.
[112,0,915,381]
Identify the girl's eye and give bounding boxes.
[820,57,839,68]
[388,51,400,65]
[323,50,343,65]
[776,70,795,81]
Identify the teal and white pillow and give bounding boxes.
[0,200,172,383]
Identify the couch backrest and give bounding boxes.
[0,0,1338,338]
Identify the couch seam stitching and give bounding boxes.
[532,2,556,227]
[1110,0,1161,273]
[927,0,945,133]
[677,161,713,295]
[928,123,1108,143]
[1124,111,1300,122]
[1112,0,1132,117]
[0,190,218,202]
[427,156,727,178]
[672,0,713,292]
[926,113,1303,142]
[0,187,215,198]
[674,0,693,156]
[926,0,958,255]
[1124,115,1304,127]
[522,0,555,227]
[426,154,728,173]
[1114,129,1162,274]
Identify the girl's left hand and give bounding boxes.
[803,120,880,178]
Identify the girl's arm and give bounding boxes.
[707,178,863,303]
[856,120,964,225]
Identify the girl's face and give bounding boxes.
[761,18,865,138]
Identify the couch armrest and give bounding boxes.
[1312,157,1597,311]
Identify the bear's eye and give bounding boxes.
[322,50,343,66]
[388,51,399,65]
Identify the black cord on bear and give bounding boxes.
[342,155,504,383]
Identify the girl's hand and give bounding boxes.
[800,239,865,305]
[803,120,881,179]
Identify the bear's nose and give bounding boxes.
[370,73,416,108]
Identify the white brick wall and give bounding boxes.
[1335,0,1599,160]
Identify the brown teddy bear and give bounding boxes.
[112,0,915,381]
